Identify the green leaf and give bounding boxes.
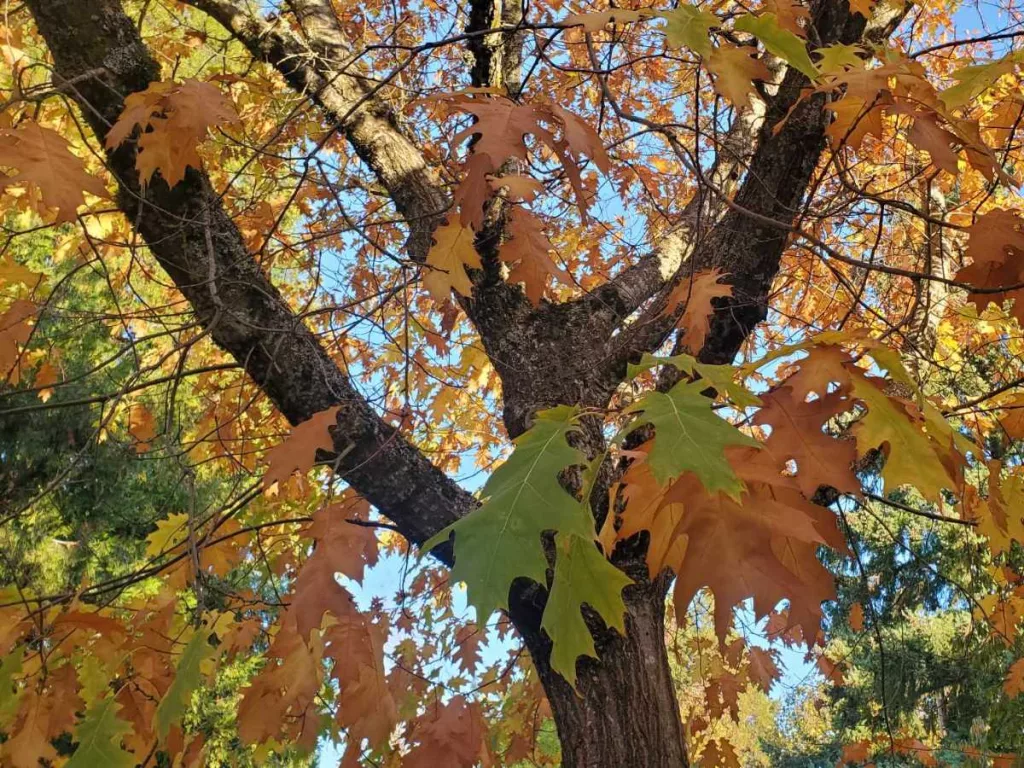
[657,5,718,56]
[939,54,1020,109]
[541,533,632,689]
[423,405,594,623]
[0,645,24,727]
[627,380,759,496]
[628,352,761,408]
[735,13,819,79]
[66,695,134,768]
[156,628,214,740]
[814,43,865,73]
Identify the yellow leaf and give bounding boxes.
[423,218,481,302]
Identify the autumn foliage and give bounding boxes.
[4,0,1024,765]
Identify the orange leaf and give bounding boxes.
[263,406,340,489]
[0,122,107,223]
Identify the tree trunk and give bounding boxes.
[515,575,687,768]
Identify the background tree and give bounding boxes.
[3,0,1024,765]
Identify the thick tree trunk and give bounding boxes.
[515,575,687,767]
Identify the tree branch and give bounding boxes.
[26,0,476,559]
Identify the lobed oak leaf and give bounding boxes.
[837,740,872,766]
[707,44,773,108]
[0,255,43,289]
[626,379,760,496]
[563,8,648,33]
[0,122,107,223]
[752,387,859,498]
[307,500,380,584]
[847,0,876,18]
[762,0,811,36]
[155,629,216,740]
[906,111,961,175]
[826,95,887,150]
[128,403,157,452]
[746,646,781,692]
[64,695,134,768]
[0,299,35,385]
[423,218,481,302]
[422,406,594,624]
[658,4,718,57]
[956,209,1024,326]
[734,13,819,79]
[702,738,741,767]
[940,54,1020,109]
[403,696,493,768]
[540,533,632,688]
[499,208,571,305]
[263,405,340,489]
[662,268,733,352]
[107,78,238,187]
[453,622,484,675]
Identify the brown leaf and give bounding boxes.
[0,122,107,223]
[263,406,340,489]
[662,268,733,352]
[707,45,773,109]
[1004,657,1024,697]
[107,79,237,187]
[498,208,571,305]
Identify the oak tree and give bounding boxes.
[4,0,1024,765]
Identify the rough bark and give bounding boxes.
[25,0,474,554]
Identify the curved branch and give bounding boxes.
[26,0,475,559]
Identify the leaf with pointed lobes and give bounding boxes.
[0,122,107,223]
[423,217,481,302]
[706,44,773,109]
[836,740,872,766]
[662,268,733,352]
[453,622,484,675]
[155,628,216,740]
[65,695,135,768]
[847,371,960,503]
[613,445,843,643]
[763,0,811,36]
[702,738,741,767]
[956,209,1024,327]
[626,379,760,497]
[402,696,494,768]
[902,110,961,175]
[307,496,379,584]
[499,208,571,305]
[972,462,1024,555]
[128,403,157,452]
[658,4,718,57]
[540,533,633,688]
[734,13,819,79]
[0,300,35,386]
[940,53,1022,109]
[1005,657,1024,697]
[327,615,397,756]
[107,79,237,187]
[263,405,340,490]
[422,406,594,625]
[752,386,860,498]
[443,94,607,215]
[746,646,782,693]
[826,94,887,150]
[4,665,82,768]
